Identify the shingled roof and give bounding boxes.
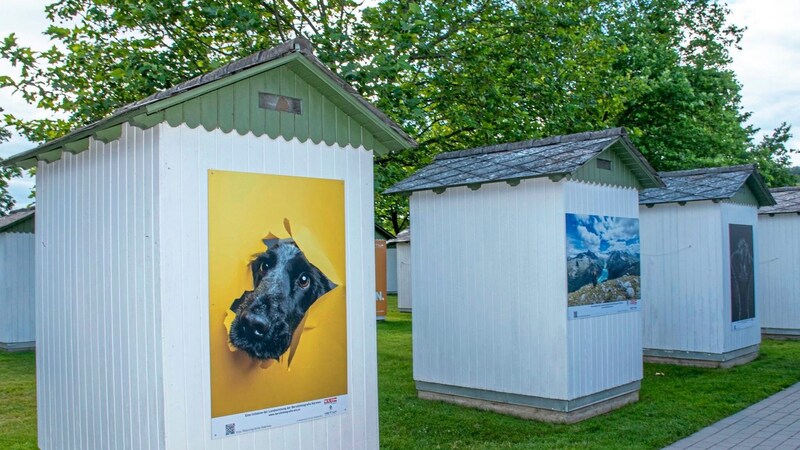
[759,187,800,215]
[385,128,662,194]
[639,165,775,207]
[5,38,416,168]
[0,207,34,233]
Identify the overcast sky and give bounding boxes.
[1,0,798,204]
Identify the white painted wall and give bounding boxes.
[36,124,165,450]
[36,122,377,450]
[640,201,724,354]
[411,179,571,400]
[758,214,800,331]
[0,232,35,346]
[386,246,397,294]
[158,124,378,450]
[721,202,761,352]
[640,200,761,355]
[563,181,642,399]
[396,243,411,311]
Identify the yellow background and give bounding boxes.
[208,170,347,418]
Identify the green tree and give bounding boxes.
[747,123,799,187]
[0,0,360,143]
[1,0,796,229]
[0,107,22,214]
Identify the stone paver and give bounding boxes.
[664,383,800,450]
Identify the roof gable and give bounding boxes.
[639,165,775,207]
[374,224,395,240]
[759,187,800,215]
[5,38,416,169]
[385,128,662,194]
[0,207,35,233]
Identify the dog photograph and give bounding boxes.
[228,232,336,362]
[729,223,755,322]
[208,170,347,434]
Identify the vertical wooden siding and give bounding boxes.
[386,246,397,294]
[411,179,570,400]
[563,181,642,399]
[395,243,412,311]
[0,232,35,345]
[758,214,800,330]
[640,201,724,354]
[36,124,164,450]
[157,124,378,450]
[720,202,761,353]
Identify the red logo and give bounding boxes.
[324,397,338,404]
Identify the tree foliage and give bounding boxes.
[0,108,21,215]
[1,0,797,230]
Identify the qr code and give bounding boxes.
[225,423,235,436]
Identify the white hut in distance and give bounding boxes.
[640,165,775,367]
[757,186,800,339]
[388,228,411,312]
[0,207,35,351]
[387,128,663,423]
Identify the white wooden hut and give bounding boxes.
[0,207,35,351]
[639,165,775,367]
[388,228,411,312]
[4,38,415,450]
[375,224,398,295]
[386,128,663,423]
[757,187,800,339]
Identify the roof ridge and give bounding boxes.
[8,206,35,213]
[434,127,626,161]
[770,186,800,193]
[119,38,312,115]
[658,164,755,178]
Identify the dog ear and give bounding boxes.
[283,218,292,237]
[230,290,251,312]
[262,232,280,250]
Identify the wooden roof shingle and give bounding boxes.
[639,165,775,207]
[759,186,800,215]
[385,128,662,194]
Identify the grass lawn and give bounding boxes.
[0,350,36,450]
[378,295,800,449]
[2,296,799,449]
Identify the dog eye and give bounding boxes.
[297,273,310,289]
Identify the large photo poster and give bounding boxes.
[729,223,755,324]
[208,170,348,438]
[566,213,641,319]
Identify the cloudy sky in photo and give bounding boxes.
[566,214,640,260]
[1,0,798,205]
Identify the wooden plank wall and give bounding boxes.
[158,124,378,450]
[640,201,725,354]
[410,178,571,400]
[758,214,800,331]
[36,124,164,450]
[395,243,412,312]
[0,232,35,346]
[720,202,761,353]
[386,246,397,294]
[563,181,642,399]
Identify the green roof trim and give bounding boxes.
[569,141,643,189]
[727,184,760,207]
[4,38,415,169]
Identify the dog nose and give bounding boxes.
[242,313,269,337]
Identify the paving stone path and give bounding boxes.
[665,382,800,449]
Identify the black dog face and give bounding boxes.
[229,239,336,361]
